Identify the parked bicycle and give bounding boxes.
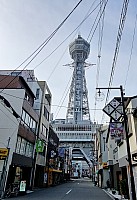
[4,182,20,198]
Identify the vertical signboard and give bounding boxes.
[110,122,124,141]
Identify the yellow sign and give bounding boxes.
[103,162,108,169]
[0,155,6,160]
[0,148,8,157]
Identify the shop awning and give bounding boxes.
[48,168,62,173]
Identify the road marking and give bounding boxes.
[66,189,72,195]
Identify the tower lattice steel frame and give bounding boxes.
[66,35,91,123]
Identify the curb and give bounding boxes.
[103,189,115,200]
[103,189,123,200]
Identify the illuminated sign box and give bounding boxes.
[102,162,108,169]
[0,148,8,156]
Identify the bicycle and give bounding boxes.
[4,183,20,198]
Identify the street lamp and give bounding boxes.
[96,85,136,200]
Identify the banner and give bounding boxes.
[36,139,44,153]
[110,122,124,141]
[58,147,65,157]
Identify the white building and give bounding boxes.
[0,70,52,188]
[118,96,137,199]
[0,79,38,196]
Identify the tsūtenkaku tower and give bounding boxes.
[52,35,100,178]
[66,34,91,124]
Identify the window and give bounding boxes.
[28,143,33,157]
[25,113,30,127]
[15,136,21,154]
[21,110,26,125]
[15,136,34,158]
[21,109,37,134]
[42,124,48,138]
[43,106,49,121]
[20,138,26,155]
[31,120,37,133]
[36,88,40,99]
[26,142,30,157]
[25,93,29,100]
[11,72,20,76]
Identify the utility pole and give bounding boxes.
[120,85,136,200]
[96,85,136,200]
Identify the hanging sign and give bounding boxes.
[103,98,123,121]
[110,122,124,141]
[0,148,8,156]
[102,162,108,169]
[36,139,44,153]
[0,148,9,160]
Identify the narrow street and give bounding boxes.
[7,179,112,200]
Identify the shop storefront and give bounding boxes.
[46,168,62,187]
[6,153,33,191]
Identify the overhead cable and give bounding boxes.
[101,0,130,123]
[124,14,137,88]
[0,0,83,90]
[105,0,129,104]
[93,0,106,122]
[33,0,105,71]
[88,0,108,43]
[1,0,105,91]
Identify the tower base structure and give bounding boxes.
[51,119,100,178]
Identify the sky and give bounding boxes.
[0,0,137,124]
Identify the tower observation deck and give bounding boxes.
[66,34,90,124]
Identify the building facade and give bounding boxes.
[0,75,39,196]
[0,70,52,196]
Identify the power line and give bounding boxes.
[101,0,130,124]
[54,75,73,119]
[46,0,100,82]
[105,0,129,104]
[87,0,107,41]
[88,0,108,43]
[0,0,106,123]
[0,0,104,93]
[0,0,83,92]
[0,90,102,111]
[0,104,19,126]
[92,0,106,122]
[124,14,137,88]
[33,0,105,71]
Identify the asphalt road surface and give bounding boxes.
[6,178,112,200]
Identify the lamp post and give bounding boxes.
[96,85,136,200]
